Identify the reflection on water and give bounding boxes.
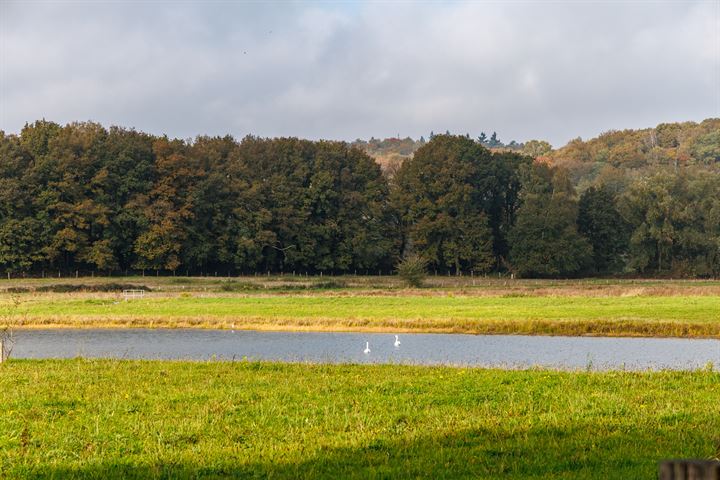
[11,328,720,371]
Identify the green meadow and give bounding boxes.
[4,291,720,337]
[2,360,719,479]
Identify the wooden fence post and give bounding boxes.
[659,460,720,480]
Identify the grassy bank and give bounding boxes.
[3,293,720,337]
[1,359,718,478]
[3,274,720,294]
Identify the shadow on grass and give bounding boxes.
[16,426,657,479]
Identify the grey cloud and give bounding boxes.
[1,0,717,147]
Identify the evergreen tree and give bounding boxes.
[488,132,501,148]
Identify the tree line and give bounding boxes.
[1,120,719,278]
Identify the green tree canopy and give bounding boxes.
[509,163,592,277]
[394,135,526,274]
[578,186,630,273]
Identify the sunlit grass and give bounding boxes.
[2,293,720,337]
[1,359,718,478]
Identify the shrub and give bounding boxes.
[265,280,347,291]
[34,283,151,293]
[397,254,427,288]
[219,282,261,292]
[5,287,30,293]
[311,280,347,290]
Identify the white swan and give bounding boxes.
[394,335,401,347]
[363,341,371,354]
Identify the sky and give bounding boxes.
[1,0,718,148]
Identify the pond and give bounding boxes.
[9,328,720,370]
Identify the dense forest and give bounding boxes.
[1,119,719,278]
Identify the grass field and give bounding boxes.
[1,359,718,479]
[2,279,718,478]
[1,281,719,336]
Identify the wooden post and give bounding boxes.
[0,338,4,363]
[659,460,720,480]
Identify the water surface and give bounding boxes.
[11,329,720,370]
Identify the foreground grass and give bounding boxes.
[4,293,720,337]
[1,360,718,479]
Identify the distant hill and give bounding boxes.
[352,133,528,174]
[546,118,720,190]
[351,137,425,173]
[354,119,720,187]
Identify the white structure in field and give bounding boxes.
[122,289,145,301]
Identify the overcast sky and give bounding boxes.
[1,1,718,147]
